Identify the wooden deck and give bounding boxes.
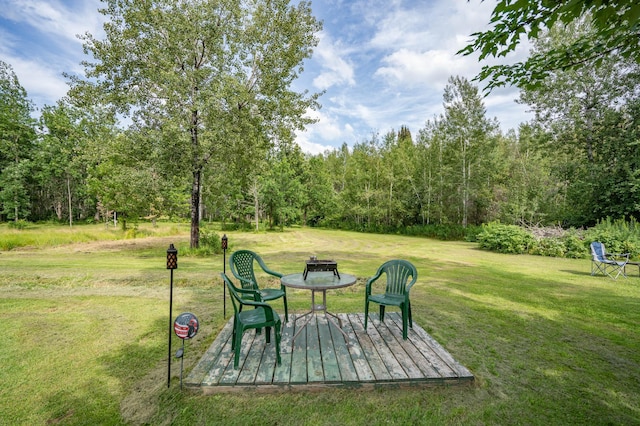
[185,312,474,393]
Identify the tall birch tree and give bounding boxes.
[71,0,321,247]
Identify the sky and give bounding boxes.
[0,0,532,155]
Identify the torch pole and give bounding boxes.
[166,243,177,388]
[167,268,173,387]
[222,234,228,319]
[223,248,227,318]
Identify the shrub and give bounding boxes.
[584,218,640,259]
[7,219,28,230]
[477,222,535,254]
[530,237,565,257]
[562,232,589,259]
[199,229,222,255]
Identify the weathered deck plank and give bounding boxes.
[185,312,474,392]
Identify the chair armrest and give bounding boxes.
[263,267,283,279]
[253,255,283,279]
[239,297,274,312]
[607,252,630,260]
[234,286,263,302]
[405,274,418,292]
[365,271,383,296]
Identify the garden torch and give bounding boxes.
[166,243,178,387]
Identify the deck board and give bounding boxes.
[185,312,474,392]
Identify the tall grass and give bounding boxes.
[0,222,189,251]
[1,226,639,425]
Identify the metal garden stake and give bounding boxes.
[166,243,178,387]
[222,234,228,318]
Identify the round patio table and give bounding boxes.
[281,271,356,341]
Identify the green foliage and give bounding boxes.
[183,228,223,256]
[403,224,482,241]
[7,219,28,230]
[73,0,322,248]
[477,221,535,254]
[529,237,565,257]
[477,219,640,260]
[562,232,589,259]
[0,61,36,222]
[459,0,640,92]
[584,218,640,258]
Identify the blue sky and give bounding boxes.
[0,0,531,154]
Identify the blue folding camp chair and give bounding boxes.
[590,241,629,280]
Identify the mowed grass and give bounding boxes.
[1,224,639,425]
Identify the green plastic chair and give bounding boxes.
[230,249,288,322]
[221,273,282,370]
[364,259,417,340]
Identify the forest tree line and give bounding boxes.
[1,12,639,238]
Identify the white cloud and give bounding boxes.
[295,107,357,153]
[0,0,106,109]
[375,48,471,90]
[1,0,104,47]
[295,133,333,155]
[8,56,69,107]
[312,33,356,90]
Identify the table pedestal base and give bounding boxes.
[292,289,348,342]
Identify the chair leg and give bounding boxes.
[408,301,413,328]
[401,305,408,340]
[283,295,289,323]
[364,299,369,330]
[231,318,237,350]
[265,326,271,344]
[379,305,385,322]
[275,323,282,366]
[234,326,244,369]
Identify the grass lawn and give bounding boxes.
[1,223,639,425]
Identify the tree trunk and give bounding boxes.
[190,168,201,249]
[67,175,73,228]
[190,106,201,249]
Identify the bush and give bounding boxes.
[199,229,222,255]
[477,218,640,259]
[584,218,640,259]
[477,222,536,254]
[530,237,565,257]
[7,219,28,230]
[562,232,589,259]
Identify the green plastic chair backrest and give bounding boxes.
[231,249,281,291]
[378,259,417,296]
[230,250,262,291]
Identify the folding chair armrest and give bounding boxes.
[607,252,630,260]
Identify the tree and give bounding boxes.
[0,61,36,222]
[262,146,306,230]
[518,20,640,225]
[71,0,322,247]
[459,0,640,91]
[35,102,92,226]
[440,76,499,226]
[301,154,336,226]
